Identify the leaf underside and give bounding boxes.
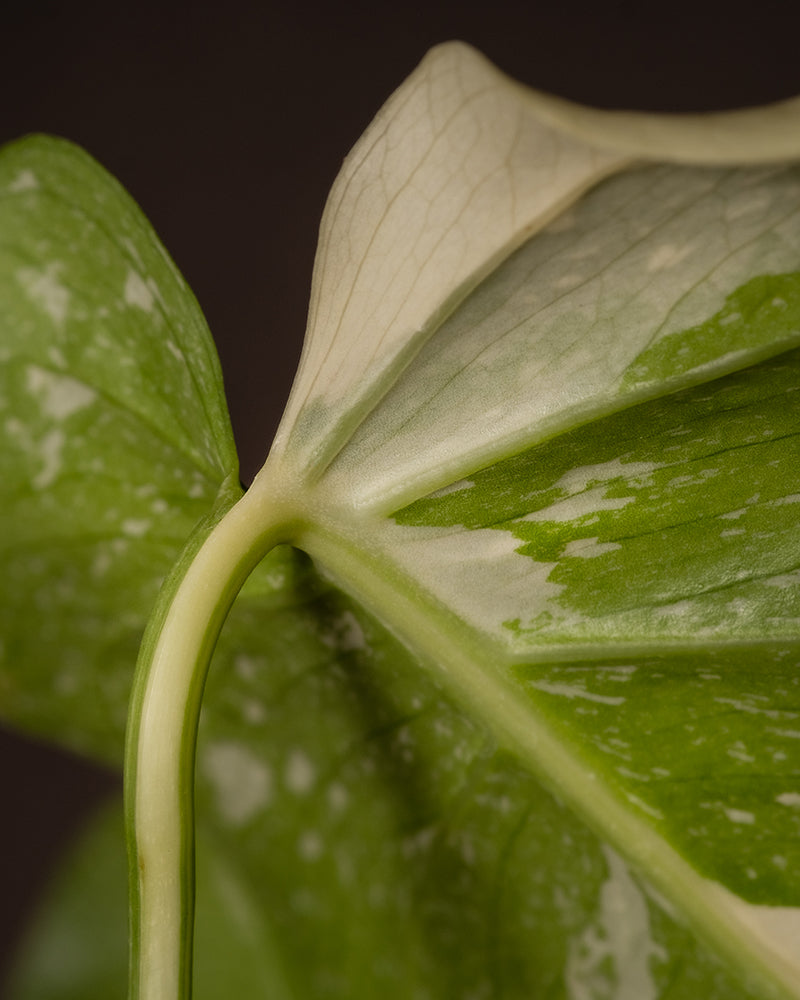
[7,550,774,1000]
[3,42,800,1000]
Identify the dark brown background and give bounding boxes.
[2,0,800,989]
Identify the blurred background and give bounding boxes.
[2,0,800,989]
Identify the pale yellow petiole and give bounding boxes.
[124,463,299,1000]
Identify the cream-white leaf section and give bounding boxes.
[271,42,800,485]
[521,88,800,165]
[322,161,800,511]
[272,42,630,471]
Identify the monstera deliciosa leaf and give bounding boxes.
[3,41,800,1000]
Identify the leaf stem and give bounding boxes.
[124,465,297,1000]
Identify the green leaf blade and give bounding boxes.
[0,135,239,760]
[8,560,781,1000]
[290,346,800,995]
[270,61,800,986]
[0,135,236,477]
[389,348,800,651]
[511,646,800,904]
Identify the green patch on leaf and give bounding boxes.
[625,272,800,390]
